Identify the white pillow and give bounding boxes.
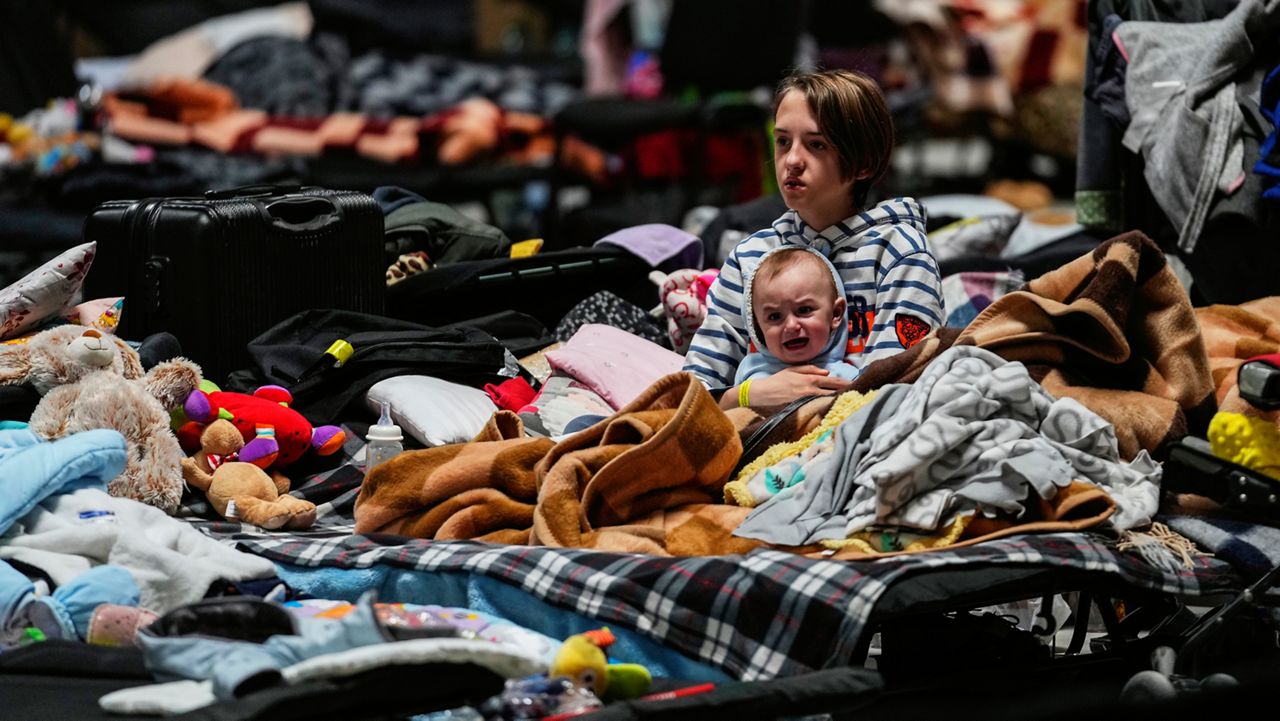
[0,241,96,340]
[365,375,498,447]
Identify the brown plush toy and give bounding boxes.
[0,325,201,514]
[181,419,317,530]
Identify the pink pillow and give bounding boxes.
[544,324,685,410]
[66,296,125,333]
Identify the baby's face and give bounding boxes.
[753,262,843,364]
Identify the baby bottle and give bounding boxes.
[365,400,404,471]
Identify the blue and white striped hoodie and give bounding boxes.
[683,197,943,389]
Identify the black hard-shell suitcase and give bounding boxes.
[82,185,385,382]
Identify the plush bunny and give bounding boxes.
[0,325,202,513]
[649,268,720,354]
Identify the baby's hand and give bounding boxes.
[749,365,852,406]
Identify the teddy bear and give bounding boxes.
[181,418,316,530]
[177,380,344,472]
[0,325,202,513]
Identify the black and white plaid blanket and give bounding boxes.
[181,429,1245,681]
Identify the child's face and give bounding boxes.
[753,260,846,365]
[774,90,857,230]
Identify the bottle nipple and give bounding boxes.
[367,401,402,444]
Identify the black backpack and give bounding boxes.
[225,309,511,425]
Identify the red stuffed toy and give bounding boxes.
[177,380,345,470]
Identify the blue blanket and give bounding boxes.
[0,428,132,639]
[0,427,125,536]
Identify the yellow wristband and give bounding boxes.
[738,380,752,408]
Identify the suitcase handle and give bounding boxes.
[263,196,342,232]
[205,183,302,200]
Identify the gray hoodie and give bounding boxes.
[1118,0,1280,252]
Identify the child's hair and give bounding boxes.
[774,68,895,210]
[754,248,840,305]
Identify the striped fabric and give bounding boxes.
[683,198,944,388]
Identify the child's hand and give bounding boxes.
[750,365,852,405]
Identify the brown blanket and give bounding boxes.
[846,231,1214,460]
[355,373,759,555]
[358,232,1210,555]
[960,230,1214,458]
[1194,296,1280,405]
[353,410,552,545]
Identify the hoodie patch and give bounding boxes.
[895,314,931,349]
[846,309,874,355]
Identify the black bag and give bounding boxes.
[82,185,385,382]
[386,246,653,330]
[379,188,512,266]
[225,309,509,425]
[439,310,555,358]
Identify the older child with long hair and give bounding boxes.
[683,68,944,409]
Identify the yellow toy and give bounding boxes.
[549,627,652,701]
[1209,411,1280,480]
